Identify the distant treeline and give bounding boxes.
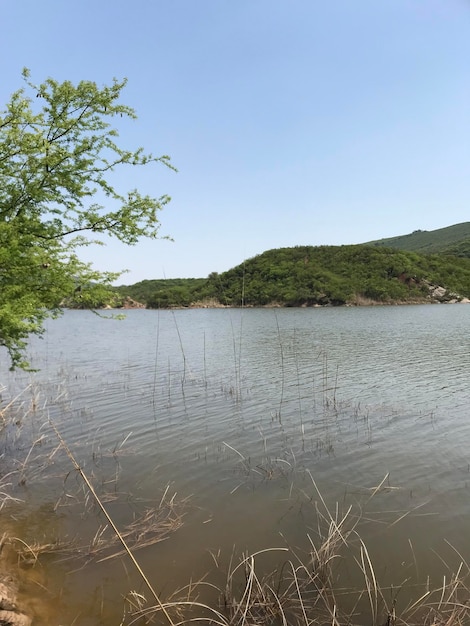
[112,245,470,308]
[115,277,207,308]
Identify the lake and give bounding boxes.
[1,304,470,625]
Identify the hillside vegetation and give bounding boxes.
[115,278,206,308]
[366,222,470,257]
[115,245,470,308]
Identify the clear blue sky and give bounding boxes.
[2,1,469,283]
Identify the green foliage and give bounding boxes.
[367,222,470,257]
[0,70,174,368]
[118,245,470,310]
[115,278,207,308]
[442,240,470,258]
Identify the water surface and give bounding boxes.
[1,304,470,624]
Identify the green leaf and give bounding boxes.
[0,71,174,368]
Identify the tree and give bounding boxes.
[0,69,174,369]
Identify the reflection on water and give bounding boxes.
[1,304,470,624]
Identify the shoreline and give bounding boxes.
[113,296,470,310]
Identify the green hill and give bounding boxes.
[202,245,470,306]
[115,245,470,308]
[115,277,206,308]
[366,222,470,257]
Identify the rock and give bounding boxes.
[0,609,31,626]
[120,296,145,309]
[431,286,447,299]
[0,575,31,626]
[0,580,18,612]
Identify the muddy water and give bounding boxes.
[1,304,470,624]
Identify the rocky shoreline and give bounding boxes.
[120,295,470,310]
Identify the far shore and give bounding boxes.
[109,295,470,310]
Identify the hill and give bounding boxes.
[115,245,470,308]
[366,222,470,257]
[114,277,206,308]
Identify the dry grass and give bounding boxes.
[9,487,188,568]
[0,388,190,626]
[2,388,470,626]
[126,474,470,626]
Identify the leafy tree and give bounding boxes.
[0,69,174,368]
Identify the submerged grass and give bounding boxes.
[128,475,470,626]
[10,489,188,567]
[1,380,470,626]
